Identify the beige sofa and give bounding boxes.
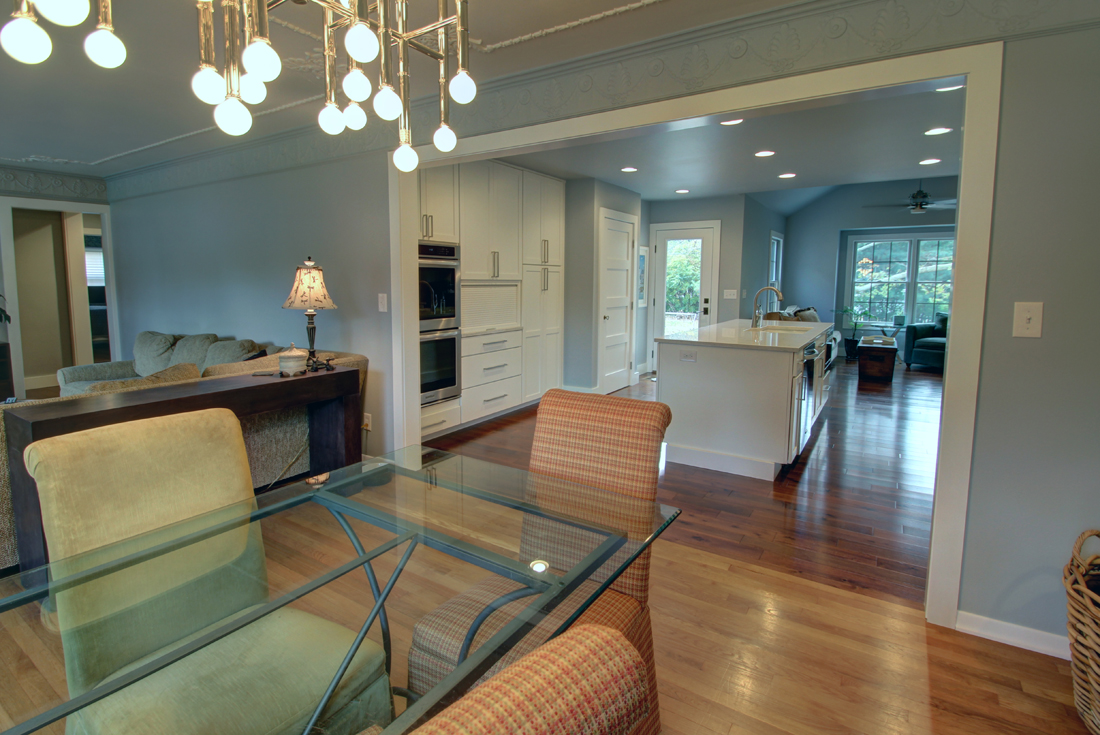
[0,343,369,571]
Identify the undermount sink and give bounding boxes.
[746,325,813,334]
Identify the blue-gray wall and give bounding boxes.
[741,195,788,318]
[959,26,1100,636]
[107,151,395,455]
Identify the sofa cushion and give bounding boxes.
[133,332,181,377]
[169,334,219,370]
[85,363,202,394]
[202,339,260,372]
[794,307,820,322]
[932,312,949,337]
[914,337,947,352]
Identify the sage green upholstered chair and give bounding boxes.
[25,408,392,735]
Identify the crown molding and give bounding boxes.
[0,165,108,204]
[107,0,1100,201]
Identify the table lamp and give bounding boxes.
[283,257,337,370]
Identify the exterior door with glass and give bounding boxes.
[648,222,721,362]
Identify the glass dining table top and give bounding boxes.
[0,446,680,735]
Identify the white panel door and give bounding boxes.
[521,171,544,265]
[649,222,721,364]
[542,178,564,266]
[599,211,635,394]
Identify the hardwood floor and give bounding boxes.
[428,362,944,607]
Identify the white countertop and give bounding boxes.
[655,319,833,352]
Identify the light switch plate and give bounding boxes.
[378,293,388,312]
[1013,302,1042,338]
[679,350,697,362]
[724,289,738,299]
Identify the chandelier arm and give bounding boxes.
[437,0,449,129]
[11,0,33,19]
[396,0,411,146]
[377,0,392,91]
[455,0,468,75]
[323,6,337,105]
[222,0,242,98]
[196,0,217,69]
[407,37,442,61]
[407,16,456,38]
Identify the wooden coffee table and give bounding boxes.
[857,336,898,383]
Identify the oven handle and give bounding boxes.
[418,259,459,267]
[420,330,460,342]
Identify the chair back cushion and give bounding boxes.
[414,624,647,735]
[527,390,671,603]
[933,312,949,337]
[133,331,181,376]
[24,408,267,695]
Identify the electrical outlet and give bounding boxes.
[363,413,372,431]
[378,294,388,312]
[1013,302,1043,338]
[724,289,738,299]
[679,350,697,362]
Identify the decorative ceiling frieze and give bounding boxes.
[0,165,108,203]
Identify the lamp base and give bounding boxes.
[305,312,318,371]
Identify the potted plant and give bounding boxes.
[833,306,873,360]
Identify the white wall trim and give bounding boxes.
[23,374,59,390]
[561,384,603,394]
[397,45,1004,632]
[0,196,115,399]
[955,611,1071,660]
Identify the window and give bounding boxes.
[767,233,783,313]
[848,232,955,324]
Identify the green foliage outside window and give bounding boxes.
[664,239,701,315]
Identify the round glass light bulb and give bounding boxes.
[214,96,253,136]
[1,17,52,65]
[342,68,371,103]
[32,0,90,27]
[448,70,476,104]
[343,102,367,131]
[239,73,267,105]
[318,103,346,135]
[393,144,419,173]
[84,28,125,69]
[433,124,457,153]
[372,85,401,121]
[191,66,225,105]
[242,39,281,82]
[344,22,379,63]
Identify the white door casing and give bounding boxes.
[598,208,636,394]
[648,221,721,365]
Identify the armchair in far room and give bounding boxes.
[904,312,949,369]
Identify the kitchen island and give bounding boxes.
[656,319,833,480]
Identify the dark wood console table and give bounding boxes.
[5,367,362,574]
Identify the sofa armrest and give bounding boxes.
[57,360,138,388]
[411,625,647,735]
[904,324,935,364]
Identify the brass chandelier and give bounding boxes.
[2,0,125,68]
[193,0,475,172]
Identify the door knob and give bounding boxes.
[603,315,609,320]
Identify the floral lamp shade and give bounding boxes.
[283,258,337,313]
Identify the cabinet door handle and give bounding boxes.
[423,419,448,429]
[422,214,427,237]
[542,239,548,263]
[543,267,548,291]
[492,251,499,278]
[483,339,507,347]
[429,215,434,238]
[483,363,508,371]
[484,394,509,402]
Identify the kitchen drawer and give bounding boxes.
[462,329,522,356]
[461,375,522,424]
[462,347,521,390]
[421,399,461,437]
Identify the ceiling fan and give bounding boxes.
[864,181,957,215]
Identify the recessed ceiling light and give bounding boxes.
[675,189,689,194]
[778,173,796,179]
[720,119,744,126]
[925,127,953,136]
[621,167,638,173]
[755,150,775,157]
[935,85,965,92]
[919,158,941,165]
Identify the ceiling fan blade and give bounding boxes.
[862,204,910,208]
[925,200,958,209]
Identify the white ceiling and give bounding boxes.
[499,83,965,209]
[0,0,806,178]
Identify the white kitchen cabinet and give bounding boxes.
[419,165,460,243]
[421,398,461,438]
[522,172,564,266]
[459,161,521,281]
[521,265,564,401]
[461,375,523,424]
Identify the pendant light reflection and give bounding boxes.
[214,97,253,136]
[84,27,125,68]
[1,16,52,64]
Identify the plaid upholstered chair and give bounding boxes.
[361,624,648,735]
[26,409,392,735]
[406,389,671,735]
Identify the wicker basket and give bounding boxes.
[1065,530,1100,734]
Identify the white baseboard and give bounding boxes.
[664,443,781,480]
[24,374,58,390]
[955,611,1070,660]
[561,384,603,394]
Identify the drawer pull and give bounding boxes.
[422,419,448,429]
[484,394,509,402]
[483,364,508,371]
[482,340,507,346]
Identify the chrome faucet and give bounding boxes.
[751,286,784,328]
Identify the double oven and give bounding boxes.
[419,244,461,405]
